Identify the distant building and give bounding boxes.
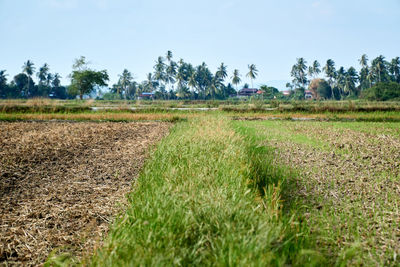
[138,92,154,100]
[238,88,259,97]
[282,90,291,97]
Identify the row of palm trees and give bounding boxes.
[0,60,63,98]
[112,51,259,100]
[289,54,400,99]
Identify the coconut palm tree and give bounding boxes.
[37,63,49,86]
[246,64,258,88]
[216,63,228,81]
[389,57,400,82]
[119,69,133,99]
[312,60,321,78]
[359,54,369,69]
[323,59,336,99]
[154,56,166,94]
[22,60,35,97]
[232,69,241,96]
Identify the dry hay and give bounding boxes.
[0,121,170,266]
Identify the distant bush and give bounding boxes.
[362,82,400,101]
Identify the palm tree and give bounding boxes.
[216,63,228,81]
[359,54,369,69]
[119,69,133,99]
[22,60,35,97]
[166,51,173,63]
[371,55,387,83]
[344,67,358,96]
[232,69,241,96]
[295,58,308,87]
[188,72,198,98]
[246,64,258,88]
[52,73,61,88]
[312,60,321,78]
[154,56,166,95]
[336,67,346,97]
[37,63,49,85]
[389,57,400,82]
[323,59,336,99]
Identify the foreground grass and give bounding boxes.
[84,116,320,266]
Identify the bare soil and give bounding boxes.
[0,121,170,266]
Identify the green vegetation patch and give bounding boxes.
[86,116,321,266]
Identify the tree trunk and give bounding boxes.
[80,92,83,100]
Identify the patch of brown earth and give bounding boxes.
[0,122,170,266]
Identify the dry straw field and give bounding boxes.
[0,121,170,265]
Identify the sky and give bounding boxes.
[1,0,399,89]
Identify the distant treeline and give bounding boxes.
[288,55,400,101]
[1,52,399,101]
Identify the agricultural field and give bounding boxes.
[0,121,170,265]
[0,100,400,266]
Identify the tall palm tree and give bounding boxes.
[22,60,35,97]
[52,73,61,88]
[166,51,173,63]
[37,63,49,85]
[323,59,336,99]
[359,54,369,69]
[246,64,258,88]
[154,56,166,94]
[232,69,241,96]
[312,60,321,78]
[371,55,387,83]
[344,67,358,96]
[389,57,400,82]
[216,63,228,81]
[119,69,133,99]
[188,72,198,98]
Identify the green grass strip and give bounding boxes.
[78,116,323,266]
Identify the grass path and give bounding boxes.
[81,116,320,266]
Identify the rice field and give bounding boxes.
[0,100,399,266]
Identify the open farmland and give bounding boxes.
[233,120,400,265]
[0,121,170,265]
[0,101,400,266]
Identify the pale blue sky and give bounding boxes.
[1,0,399,89]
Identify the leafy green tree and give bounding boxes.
[358,55,370,90]
[246,64,258,88]
[316,79,332,99]
[69,57,108,99]
[362,82,400,101]
[13,73,31,97]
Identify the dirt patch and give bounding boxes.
[0,121,170,266]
